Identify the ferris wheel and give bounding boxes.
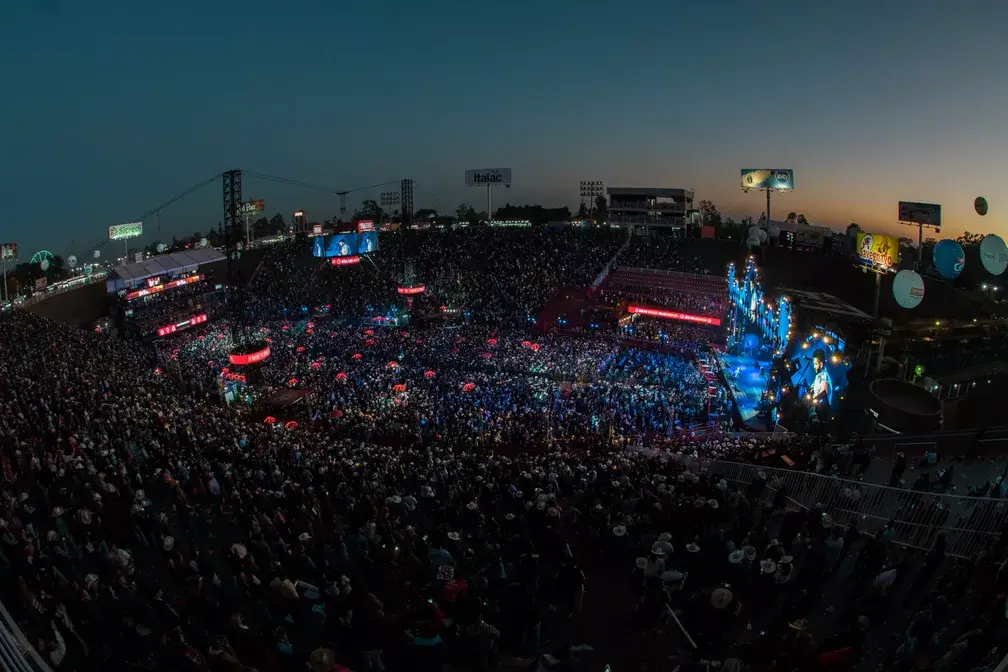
[29,250,55,265]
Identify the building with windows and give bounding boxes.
[606,187,696,230]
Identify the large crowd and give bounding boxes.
[3,228,1007,672]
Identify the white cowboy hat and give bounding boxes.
[760,559,777,574]
[743,545,756,561]
[447,531,461,541]
[651,541,669,556]
[505,513,515,521]
[821,513,834,529]
[547,507,559,517]
[708,499,719,509]
[658,532,672,543]
[163,536,175,552]
[390,495,402,505]
[778,555,793,565]
[788,618,810,632]
[466,501,478,511]
[536,501,546,511]
[52,507,65,517]
[686,542,700,553]
[298,532,312,542]
[728,549,745,565]
[612,525,627,537]
[693,499,706,509]
[661,569,684,585]
[515,491,524,498]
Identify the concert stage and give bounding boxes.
[718,353,772,427]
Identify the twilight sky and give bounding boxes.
[2,1,1007,258]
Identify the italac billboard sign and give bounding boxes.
[465,168,512,187]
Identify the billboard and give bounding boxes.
[741,169,794,191]
[331,256,361,267]
[238,200,265,216]
[898,201,941,229]
[358,231,378,254]
[312,223,323,236]
[357,220,375,233]
[856,232,899,272]
[627,305,721,327]
[109,222,143,240]
[313,234,358,258]
[1,243,18,261]
[795,229,824,247]
[465,168,512,187]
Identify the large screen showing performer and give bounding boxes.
[358,231,378,255]
[313,234,359,258]
[785,328,849,418]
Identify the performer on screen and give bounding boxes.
[337,238,351,256]
[313,236,325,258]
[812,348,833,414]
[362,235,374,253]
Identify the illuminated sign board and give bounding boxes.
[627,305,722,327]
[229,345,271,366]
[238,200,265,216]
[109,222,144,240]
[330,255,361,267]
[397,285,426,295]
[465,168,512,186]
[1,243,18,261]
[741,169,794,191]
[126,274,202,301]
[856,232,899,272]
[357,220,375,233]
[312,224,323,235]
[156,313,207,337]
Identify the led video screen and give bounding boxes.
[313,234,359,258]
[358,231,378,254]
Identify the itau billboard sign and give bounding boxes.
[465,168,512,187]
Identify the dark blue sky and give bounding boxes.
[2,1,1007,259]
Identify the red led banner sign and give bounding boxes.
[331,255,361,266]
[127,274,203,300]
[229,345,271,366]
[397,285,426,295]
[357,220,375,233]
[156,313,207,337]
[627,305,721,327]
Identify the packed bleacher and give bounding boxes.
[2,227,1007,672]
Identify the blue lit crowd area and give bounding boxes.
[3,224,1008,672]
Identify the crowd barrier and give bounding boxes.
[705,459,1006,559]
[857,426,1008,459]
[0,600,51,672]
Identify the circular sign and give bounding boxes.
[980,234,1008,276]
[975,196,988,216]
[40,259,49,271]
[893,269,925,309]
[199,237,208,247]
[156,242,166,253]
[67,255,77,268]
[933,239,966,280]
[93,250,101,259]
[774,170,790,183]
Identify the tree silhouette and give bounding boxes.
[845,223,861,236]
[796,214,809,226]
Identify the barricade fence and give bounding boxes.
[705,459,1006,559]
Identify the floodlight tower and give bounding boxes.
[380,191,401,226]
[579,181,605,218]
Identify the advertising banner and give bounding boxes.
[238,200,265,216]
[358,231,378,254]
[856,232,899,272]
[898,201,941,229]
[108,222,143,240]
[0,243,18,261]
[397,286,426,295]
[312,224,323,236]
[357,220,375,233]
[330,256,361,267]
[465,168,512,187]
[628,305,722,327]
[741,169,794,191]
[795,229,824,247]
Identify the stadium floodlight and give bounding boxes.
[579,181,605,216]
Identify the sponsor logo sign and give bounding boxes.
[856,232,899,271]
[1,243,18,261]
[465,168,512,187]
[740,169,795,191]
[238,200,265,215]
[108,222,144,240]
[897,201,941,229]
[357,220,375,233]
[331,255,361,267]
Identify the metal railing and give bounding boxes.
[704,459,1007,559]
[0,600,53,672]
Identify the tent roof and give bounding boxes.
[108,248,226,289]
